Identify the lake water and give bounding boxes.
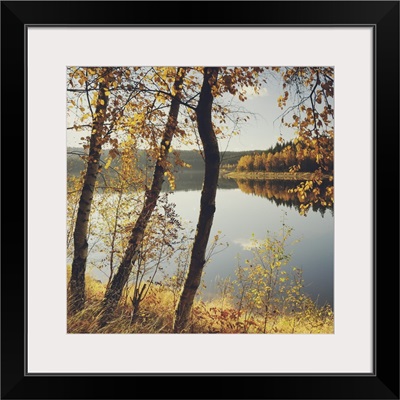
[84,173,334,308]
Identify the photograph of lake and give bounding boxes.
[67,66,334,333]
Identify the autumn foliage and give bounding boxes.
[67,66,334,332]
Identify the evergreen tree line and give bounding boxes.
[236,140,334,173]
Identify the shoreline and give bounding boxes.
[222,171,333,181]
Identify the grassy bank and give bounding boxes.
[67,270,334,334]
[223,171,333,181]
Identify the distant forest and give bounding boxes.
[67,147,262,175]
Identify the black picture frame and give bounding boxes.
[2,1,399,399]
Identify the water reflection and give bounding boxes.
[163,170,238,192]
[235,179,334,217]
[68,163,333,307]
[165,171,333,217]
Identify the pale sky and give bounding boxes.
[215,79,292,152]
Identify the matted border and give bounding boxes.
[28,26,370,375]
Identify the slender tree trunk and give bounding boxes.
[99,68,185,327]
[173,67,220,333]
[68,75,111,314]
[106,189,123,289]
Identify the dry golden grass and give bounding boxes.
[67,268,333,334]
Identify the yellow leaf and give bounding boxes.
[130,113,145,126]
[156,93,166,104]
[99,99,105,105]
[104,158,112,170]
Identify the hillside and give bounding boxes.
[67,147,263,176]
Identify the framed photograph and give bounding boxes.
[2,1,399,398]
